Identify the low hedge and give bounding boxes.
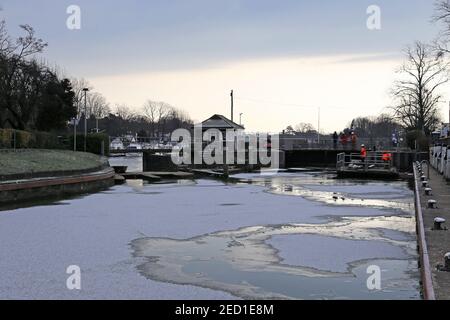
[0,129,110,156]
[0,129,61,149]
[67,133,110,156]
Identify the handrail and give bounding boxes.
[413,165,436,300]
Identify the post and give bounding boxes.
[74,118,77,152]
[317,107,321,144]
[230,90,234,123]
[13,129,16,151]
[83,88,89,152]
[84,91,87,152]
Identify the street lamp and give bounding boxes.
[83,88,89,152]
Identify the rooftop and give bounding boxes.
[194,114,245,131]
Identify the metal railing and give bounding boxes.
[336,152,394,172]
[280,137,399,151]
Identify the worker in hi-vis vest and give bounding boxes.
[360,144,367,163]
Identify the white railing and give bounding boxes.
[336,152,394,172]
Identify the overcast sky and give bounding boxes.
[0,0,446,132]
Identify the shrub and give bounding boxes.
[68,133,110,156]
[32,131,61,149]
[0,129,63,149]
[0,129,13,148]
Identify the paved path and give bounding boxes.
[420,165,450,299]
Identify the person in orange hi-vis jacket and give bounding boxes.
[360,144,367,163]
[381,152,392,167]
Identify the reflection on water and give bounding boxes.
[235,172,414,214]
[183,259,417,300]
[132,216,420,300]
[83,156,422,299]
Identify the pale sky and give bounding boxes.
[0,0,447,132]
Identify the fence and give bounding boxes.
[336,152,394,172]
[279,137,397,151]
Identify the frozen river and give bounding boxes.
[0,164,420,299]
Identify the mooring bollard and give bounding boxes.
[424,188,433,196]
[438,252,450,272]
[434,217,446,230]
[445,253,450,271]
[428,199,437,209]
[422,181,429,187]
[421,175,426,181]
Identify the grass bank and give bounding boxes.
[0,149,108,181]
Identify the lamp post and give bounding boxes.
[230,90,234,122]
[317,107,321,144]
[73,117,77,151]
[82,88,89,152]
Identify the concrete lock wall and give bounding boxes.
[439,146,447,174]
[0,174,114,205]
[430,145,450,181]
[143,150,285,171]
[431,146,439,169]
[446,148,450,180]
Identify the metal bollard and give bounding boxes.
[434,217,446,230]
[428,199,437,209]
[422,181,429,187]
[438,252,450,272]
[446,253,450,270]
[424,188,433,196]
[421,175,426,181]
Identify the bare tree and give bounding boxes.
[142,100,172,137]
[70,78,92,118]
[142,100,158,137]
[0,21,47,58]
[114,104,135,121]
[88,92,110,119]
[432,0,450,55]
[391,42,448,134]
[87,92,110,132]
[294,123,315,133]
[0,21,48,129]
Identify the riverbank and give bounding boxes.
[0,149,108,181]
[0,149,114,206]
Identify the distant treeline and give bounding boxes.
[82,102,194,138]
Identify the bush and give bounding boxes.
[406,130,429,151]
[0,129,63,149]
[16,130,32,148]
[31,131,61,149]
[0,129,13,148]
[68,133,110,156]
